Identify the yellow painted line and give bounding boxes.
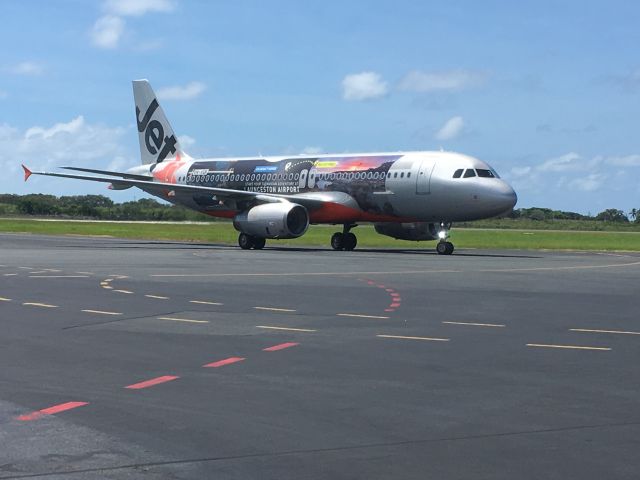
[0,297,12,302]
[256,325,316,332]
[113,289,133,294]
[443,321,505,328]
[190,300,223,305]
[526,343,610,351]
[146,294,169,300]
[157,316,209,324]
[254,306,296,313]
[81,309,122,316]
[377,334,450,342]
[23,302,58,308]
[337,313,389,320]
[570,328,640,336]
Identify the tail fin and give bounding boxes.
[132,79,188,165]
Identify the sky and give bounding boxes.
[1,0,639,215]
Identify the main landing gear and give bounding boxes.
[238,233,266,250]
[436,222,454,255]
[330,224,358,251]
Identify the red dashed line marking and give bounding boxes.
[361,278,402,313]
[203,357,245,368]
[263,342,299,352]
[17,401,88,421]
[125,375,179,390]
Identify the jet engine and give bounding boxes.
[374,222,439,241]
[233,203,309,239]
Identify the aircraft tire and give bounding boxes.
[343,232,357,251]
[238,233,254,250]
[252,237,266,250]
[331,232,344,250]
[436,241,454,255]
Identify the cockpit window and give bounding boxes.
[476,169,495,178]
[463,169,476,178]
[453,169,463,178]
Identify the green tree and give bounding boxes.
[595,209,629,223]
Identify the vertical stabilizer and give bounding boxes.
[132,79,187,165]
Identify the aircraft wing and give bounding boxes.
[60,166,153,181]
[21,165,357,211]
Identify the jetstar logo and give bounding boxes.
[136,99,177,163]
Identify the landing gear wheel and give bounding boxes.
[331,232,344,250]
[252,237,266,250]
[436,241,454,255]
[343,232,357,251]
[238,233,254,250]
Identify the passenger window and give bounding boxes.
[476,169,495,178]
[453,169,463,178]
[463,169,476,178]
[400,172,404,178]
[394,172,398,178]
[407,172,411,178]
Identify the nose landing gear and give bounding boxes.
[436,222,454,255]
[331,224,358,251]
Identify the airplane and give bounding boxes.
[23,79,517,254]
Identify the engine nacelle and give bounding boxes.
[233,203,309,239]
[374,222,439,241]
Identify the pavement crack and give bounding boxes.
[3,420,640,478]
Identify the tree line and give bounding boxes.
[0,194,638,224]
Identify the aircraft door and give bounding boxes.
[416,158,436,194]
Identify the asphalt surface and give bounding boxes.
[1,233,639,479]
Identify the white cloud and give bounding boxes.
[178,135,196,149]
[399,70,487,93]
[8,61,44,76]
[103,0,176,16]
[157,82,206,101]
[605,154,640,167]
[342,72,388,101]
[435,116,464,141]
[537,152,582,172]
[301,146,323,155]
[90,15,125,49]
[0,117,133,178]
[569,173,606,192]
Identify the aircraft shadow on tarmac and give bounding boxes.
[58,240,542,259]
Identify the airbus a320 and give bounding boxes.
[23,79,517,254]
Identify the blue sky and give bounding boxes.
[1,0,639,215]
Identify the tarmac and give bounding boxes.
[1,233,639,479]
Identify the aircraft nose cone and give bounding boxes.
[497,183,517,213]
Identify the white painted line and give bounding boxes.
[377,334,450,342]
[23,302,58,308]
[189,300,222,305]
[113,289,133,294]
[256,325,316,332]
[82,309,122,316]
[18,267,33,270]
[254,306,296,313]
[3,273,18,277]
[570,328,640,336]
[29,275,90,279]
[443,321,505,328]
[337,313,389,320]
[145,295,169,300]
[526,343,610,351]
[157,316,209,324]
[102,286,113,290]
[0,297,12,302]
[76,271,94,275]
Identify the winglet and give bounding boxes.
[22,164,32,182]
